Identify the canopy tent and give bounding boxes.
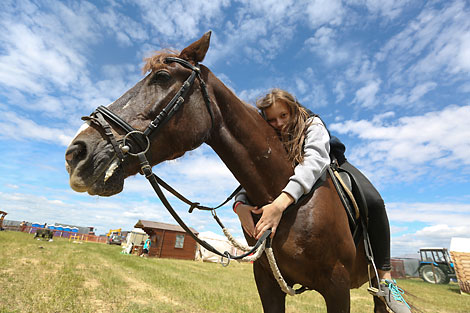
[450,237,470,253]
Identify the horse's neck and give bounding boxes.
[206,75,293,206]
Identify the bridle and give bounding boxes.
[82,57,214,161]
[82,57,270,260]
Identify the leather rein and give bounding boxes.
[82,57,270,260]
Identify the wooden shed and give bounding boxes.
[134,220,198,260]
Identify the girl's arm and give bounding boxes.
[254,117,331,238]
[233,188,257,237]
[253,192,293,238]
[282,117,330,202]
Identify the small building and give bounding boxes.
[134,220,198,260]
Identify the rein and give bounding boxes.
[82,57,270,261]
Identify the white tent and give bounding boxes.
[195,231,247,263]
[122,228,148,253]
[450,237,470,253]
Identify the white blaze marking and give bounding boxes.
[68,122,90,146]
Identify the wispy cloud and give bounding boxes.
[330,105,470,181]
[352,80,381,108]
[388,201,470,256]
[134,0,230,43]
[391,224,470,257]
[0,110,74,146]
[353,0,413,20]
[376,1,470,86]
[305,27,351,64]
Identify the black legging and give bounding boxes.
[340,161,391,271]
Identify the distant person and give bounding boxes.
[20,221,26,232]
[141,238,151,257]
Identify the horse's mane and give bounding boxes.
[142,50,179,74]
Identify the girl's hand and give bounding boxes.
[235,203,257,238]
[253,192,294,239]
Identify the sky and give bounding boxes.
[0,0,469,257]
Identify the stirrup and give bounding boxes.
[367,260,386,297]
[368,286,385,297]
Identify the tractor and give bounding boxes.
[418,248,456,284]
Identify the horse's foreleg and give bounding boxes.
[253,260,286,313]
[319,264,351,313]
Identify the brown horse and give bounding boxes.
[65,32,388,313]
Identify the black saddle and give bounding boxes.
[328,162,369,246]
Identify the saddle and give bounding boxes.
[328,161,369,246]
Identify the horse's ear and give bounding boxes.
[179,31,211,64]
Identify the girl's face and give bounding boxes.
[264,100,291,131]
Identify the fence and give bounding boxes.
[4,225,108,244]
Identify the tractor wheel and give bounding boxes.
[419,265,448,284]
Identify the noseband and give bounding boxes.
[81,57,269,261]
[82,57,214,161]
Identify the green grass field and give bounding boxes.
[1,231,469,313]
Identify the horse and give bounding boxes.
[65,31,389,313]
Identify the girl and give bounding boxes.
[233,89,410,313]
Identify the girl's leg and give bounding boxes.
[340,161,410,313]
[340,161,391,273]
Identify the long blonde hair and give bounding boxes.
[256,89,311,166]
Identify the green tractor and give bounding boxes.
[418,248,456,284]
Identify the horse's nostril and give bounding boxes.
[65,141,87,165]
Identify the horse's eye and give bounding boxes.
[150,70,171,84]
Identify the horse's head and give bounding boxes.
[65,32,214,196]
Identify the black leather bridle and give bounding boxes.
[83,57,214,161]
[82,57,270,261]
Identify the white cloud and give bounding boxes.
[408,82,437,103]
[352,80,381,108]
[0,2,100,95]
[99,7,148,46]
[134,0,230,42]
[334,81,346,103]
[330,105,470,181]
[455,32,470,72]
[238,88,265,104]
[151,147,239,203]
[386,201,470,256]
[387,202,470,228]
[350,0,412,20]
[305,0,344,28]
[304,27,350,64]
[391,224,470,257]
[0,110,74,146]
[376,1,470,87]
[295,78,308,94]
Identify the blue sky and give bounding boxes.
[1,0,469,257]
